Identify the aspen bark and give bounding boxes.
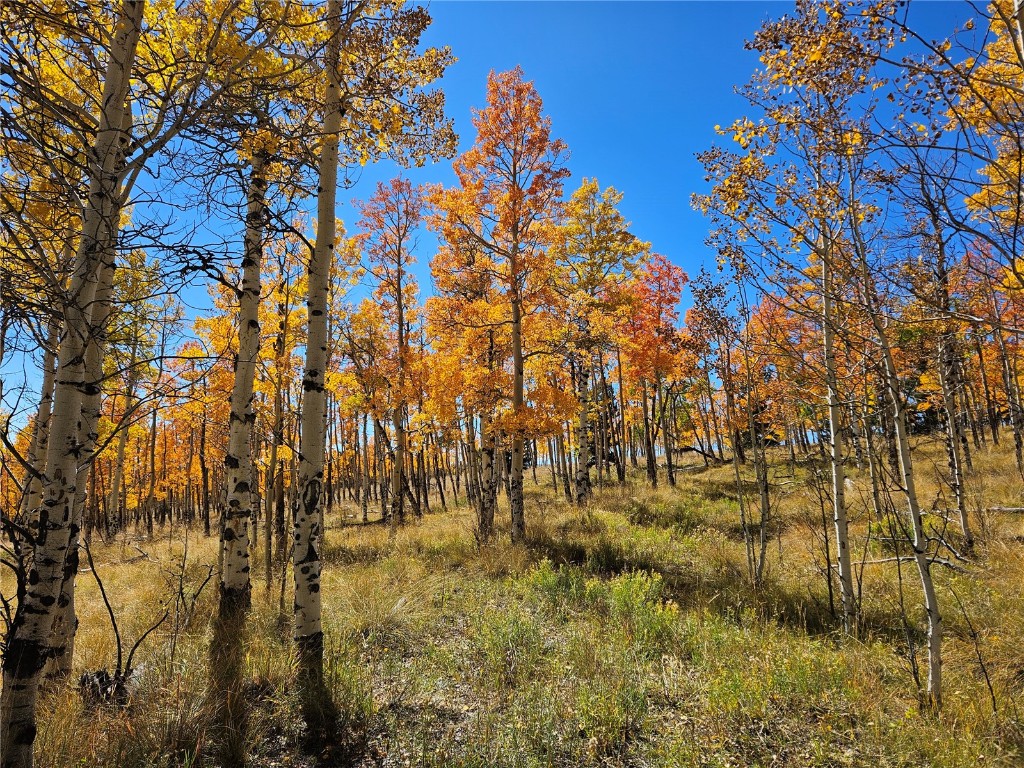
[509,297,526,542]
[574,356,592,504]
[49,266,117,680]
[220,151,268,616]
[293,0,343,709]
[0,4,144,764]
[822,241,856,635]
[20,316,60,523]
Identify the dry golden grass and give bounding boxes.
[18,437,1024,766]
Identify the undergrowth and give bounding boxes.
[22,441,1024,767]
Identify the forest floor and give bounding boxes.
[28,438,1024,767]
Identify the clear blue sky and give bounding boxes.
[337,0,967,300]
[341,1,773,292]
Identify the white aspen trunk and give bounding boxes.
[0,4,144,765]
[294,0,342,705]
[20,316,60,523]
[858,244,943,709]
[574,356,592,504]
[50,265,117,680]
[51,94,136,679]
[822,241,856,635]
[478,413,496,539]
[220,151,268,615]
[509,297,526,542]
[210,185,268,759]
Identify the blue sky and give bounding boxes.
[339,1,774,293]
[334,0,969,300]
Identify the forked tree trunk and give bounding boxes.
[20,315,60,523]
[0,4,144,765]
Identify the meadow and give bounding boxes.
[28,440,1024,768]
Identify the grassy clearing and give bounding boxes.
[25,440,1024,767]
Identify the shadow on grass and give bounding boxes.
[524,523,929,647]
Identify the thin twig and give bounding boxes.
[83,538,123,677]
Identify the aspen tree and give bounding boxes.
[693,0,893,634]
[0,4,144,764]
[355,178,424,530]
[293,0,455,719]
[551,178,647,502]
[219,146,269,615]
[430,67,568,542]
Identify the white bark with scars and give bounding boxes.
[0,4,145,765]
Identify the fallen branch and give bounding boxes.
[862,555,969,573]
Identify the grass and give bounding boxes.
[22,437,1024,766]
